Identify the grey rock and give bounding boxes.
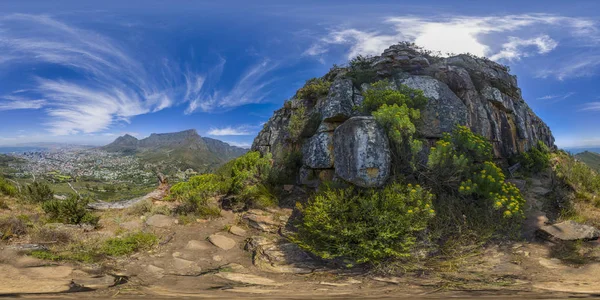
[319,78,355,122]
[245,236,319,274]
[185,240,212,250]
[216,272,282,286]
[399,75,468,138]
[302,132,334,169]
[333,116,391,187]
[538,220,600,241]
[208,234,237,250]
[243,210,281,233]
[229,225,247,237]
[145,214,176,228]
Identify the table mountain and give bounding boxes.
[103,129,247,173]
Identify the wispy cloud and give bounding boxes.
[185,59,279,114]
[581,102,600,112]
[0,14,278,134]
[305,14,597,79]
[0,95,45,111]
[536,92,575,101]
[206,124,262,136]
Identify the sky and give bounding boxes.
[1,0,600,149]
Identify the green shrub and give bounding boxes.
[268,149,303,186]
[169,174,225,217]
[42,194,99,226]
[347,55,378,87]
[101,232,158,256]
[24,181,53,203]
[296,78,331,101]
[519,141,551,173]
[0,177,17,196]
[361,80,428,114]
[288,103,307,142]
[0,216,28,240]
[295,182,435,264]
[425,125,524,241]
[553,151,600,204]
[229,151,272,195]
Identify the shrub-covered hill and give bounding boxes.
[575,151,600,172]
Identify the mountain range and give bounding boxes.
[102,129,247,174]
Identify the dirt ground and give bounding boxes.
[4,174,600,299]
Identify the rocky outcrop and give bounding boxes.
[538,220,600,241]
[251,43,555,188]
[333,117,391,187]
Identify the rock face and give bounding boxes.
[251,43,555,187]
[333,117,391,187]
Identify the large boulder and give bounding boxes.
[302,132,334,169]
[318,78,356,122]
[399,75,468,138]
[333,116,391,187]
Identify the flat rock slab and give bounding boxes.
[185,240,212,250]
[216,272,281,286]
[146,214,177,228]
[208,234,236,250]
[0,265,74,294]
[538,220,600,241]
[243,210,280,233]
[229,225,247,237]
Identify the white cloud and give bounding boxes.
[207,125,254,136]
[536,54,600,80]
[223,141,251,149]
[581,102,600,112]
[490,35,558,61]
[306,14,597,79]
[0,95,45,111]
[185,59,278,113]
[536,92,575,101]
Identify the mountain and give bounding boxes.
[102,129,247,174]
[252,43,555,187]
[575,151,600,172]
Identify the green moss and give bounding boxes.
[101,232,158,256]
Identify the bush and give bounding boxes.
[101,232,158,256]
[288,103,307,142]
[42,194,99,226]
[0,216,28,240]
[295,182,435,264]
[425,125,524,241]
[361,80,427,114]
[229,151,272,195]
[519,141,551,173]
[24,181,53,203]
[553,151,600,204]
[296,78,331,101]
[347,55,378,87]
[0,177,17,197]
[169,174,225,217]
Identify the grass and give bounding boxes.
[575,151,600,173]
[29,231,158,263]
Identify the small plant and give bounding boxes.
[42,194,99,226]
[296,78,331,101]
[361,80,427,114]
[347,55,378,87]
[24,181,53,203]
[288,102,307,142]
[0,216,28,240]
[101,232,158,256]
[295,182,435,264]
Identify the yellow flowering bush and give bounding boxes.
[295,182,435,264]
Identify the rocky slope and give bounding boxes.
[252,43,555,187]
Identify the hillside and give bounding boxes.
[576,151,600,172]
[102,129,247,174]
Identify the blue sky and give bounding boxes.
[1,0,600,149]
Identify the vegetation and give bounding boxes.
[552,151,600,208]
[288,102,307,142]
[23,181,54,203]
[575,151,600,173]
[169,151,276,213]
[425,126,525,240]
[30,232,158,263]
[0,176,17,197]
[0,216,28,240]
[296,78,331,102]
[519,141,551,173]
[347,55,378,87]
[295,182,435,264]
[42,194,99,226]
